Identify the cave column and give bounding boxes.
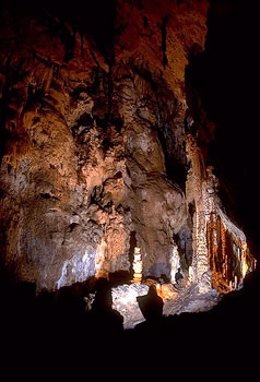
[95,238,109,279]
[241,243,249,278]
[132,247,142,283]
[196,208,211,292]
[186,133,212,292]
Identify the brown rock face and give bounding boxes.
[0,0,255,292]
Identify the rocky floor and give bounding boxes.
[163,283,220,316]
[107,281,220,328]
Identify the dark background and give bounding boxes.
[191,0,260,256]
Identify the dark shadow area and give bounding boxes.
[137,285,164,322]
[0,265,127,356]
[109,270,131,285]
[128,231,137,279]
[1,268,260,376]
[134,285,164,339]
[1,0,116,62]
[87,277,124,333]
[186,0,260,256]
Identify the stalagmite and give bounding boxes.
[169,243,180,284]
[132,247,142,283]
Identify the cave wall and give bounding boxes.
[186,132,255,293]
[186,0,260,256]
[0,0,255,291]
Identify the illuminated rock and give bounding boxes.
[169,243,180,284]
[0,0,255,297]
[156,283,178,301]
[186,134,255,293]
[132,247,142,283]
[112,283,149,329]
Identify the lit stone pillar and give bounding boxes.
[188,266,193,284]
[95,238,108,279]
[241,243,249,278]
[193,210,211,293]
[197,188,213,293]
[132,247,142,283]
[186,134,212,293]
[186,134,255,294]
[170,243,180,284]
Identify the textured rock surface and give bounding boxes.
[0,0,255,295]
[163,284,220,316]
[186,133,255,293]
[112,283,149,328]
[0,0,207,290]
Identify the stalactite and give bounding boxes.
[186,131,255,294]
[206,211,255,293]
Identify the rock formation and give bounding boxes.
[112,283,149,328]
[0,0,255,302]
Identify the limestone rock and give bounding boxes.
[112,283,149,328]
[0,0,255,295]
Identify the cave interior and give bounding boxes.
[0,0,259,373]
